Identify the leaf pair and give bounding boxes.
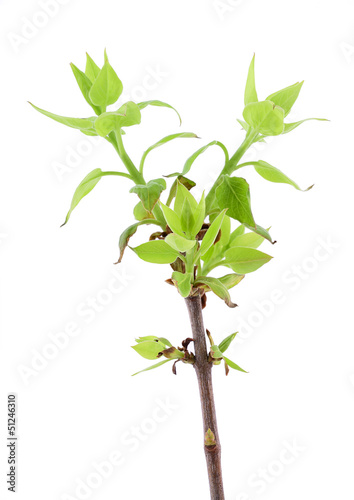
[132,336,185,376]
[210,332,247,374]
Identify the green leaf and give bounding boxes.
[244,54,258,106]
[117,219,160,264]
[29,102,96,133]
[140,132,198,174]
[89,60,123,109]
[132,359,171,376]
[180,141,229,176]
[218,214,231,247]
[190,192,206,237]
[61,169,131,226]
[160,203,184,236]
[138,100,182,125]
[223,355,247,373]
[266,81,304,117]
[135,336,171,346]
[199,210,226,256]
[216,176,255,227]
[174,182,198,217]
[224,246,272,273]
[85,53,100,83]
[130,179,167,212]
[171,271,193,298]
[252,160,312,191]
[242,223,273,244]
[229,224,245,244]
[166,176,196,207]
[94,101,141,136]
[180,197,195,237]
[70,63,101,115]
[282,118,328,134]
[132,340,166,360]
[237,118,249,132]
[219,332,237,353]
[194,276,236,308]
[131,240,180,264]
[218,273,244,290]
[165,234,196,252]
[243,100,284,136]
[133,201,152,221]
[229,230,267,249]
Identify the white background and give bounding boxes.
[1,0,354,499]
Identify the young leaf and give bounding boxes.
[244,54,258,106]
[85,53,100,83]
[242,223,273,244]
[210,344,223,359]
[243,100,284,136]
[133,201,152,221]
[132,359,171,376]
[204,429,217,447]
[61,169,131,226]
[138,100,182,125]
[135,335,170,346]
[171,271,193,298]
[174,182,198,216]
[132,340,166,360]
[70,63,101,115]
[223,355,247,373]
[190,193,206,237]
[224,247,272,273]
[266,81,304,117]
[117,219,160,264]
[140,132,198,174]
[165,234,196,252]
[180,141,229,176]
[218,274,244,290]
[238,160,312,191]
[194,276,236,308]
[89,60,123,109]
[131,240,180,264]
[180,197,195,237]
[29,102,96,133]
[216,176,255,227]
[94,101,141,136]
[160,203,184,236]
[166,176,196,207]
[229,224,245,243]
[219,332,237,353]
[229,230,267,249]
[199,210,226,256]
[282,118,328,134]
[130,179,167,212]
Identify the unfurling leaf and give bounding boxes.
[61,169,130,226]
[244,54,258,106]
[160,203,184,236]
[131,240,180,264]
[165,234,196,253]
[199,210,226,256]
[133,201,153,221]
[132,359,171,376]
[89,59,123,109]
[194,276,237,308]
[219,332,237,353]
[224,247,272,274]
[171,271,193,298]
[29,102,96,134]
[138,100,182,125]
[223,355,247,373]
[130,179,166,212]
[282,118,329,134]
[116,219,160,264]
[218,274,245,289]
[166,175,196,207]
[243,100,284,136]
[94,101,141,136]
[132,339,167,360]
[70,63,101,115]
[140,132,198,174]
[85,53,100,83]
[266,81,304,117]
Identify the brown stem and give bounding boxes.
[185,295,225,500]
